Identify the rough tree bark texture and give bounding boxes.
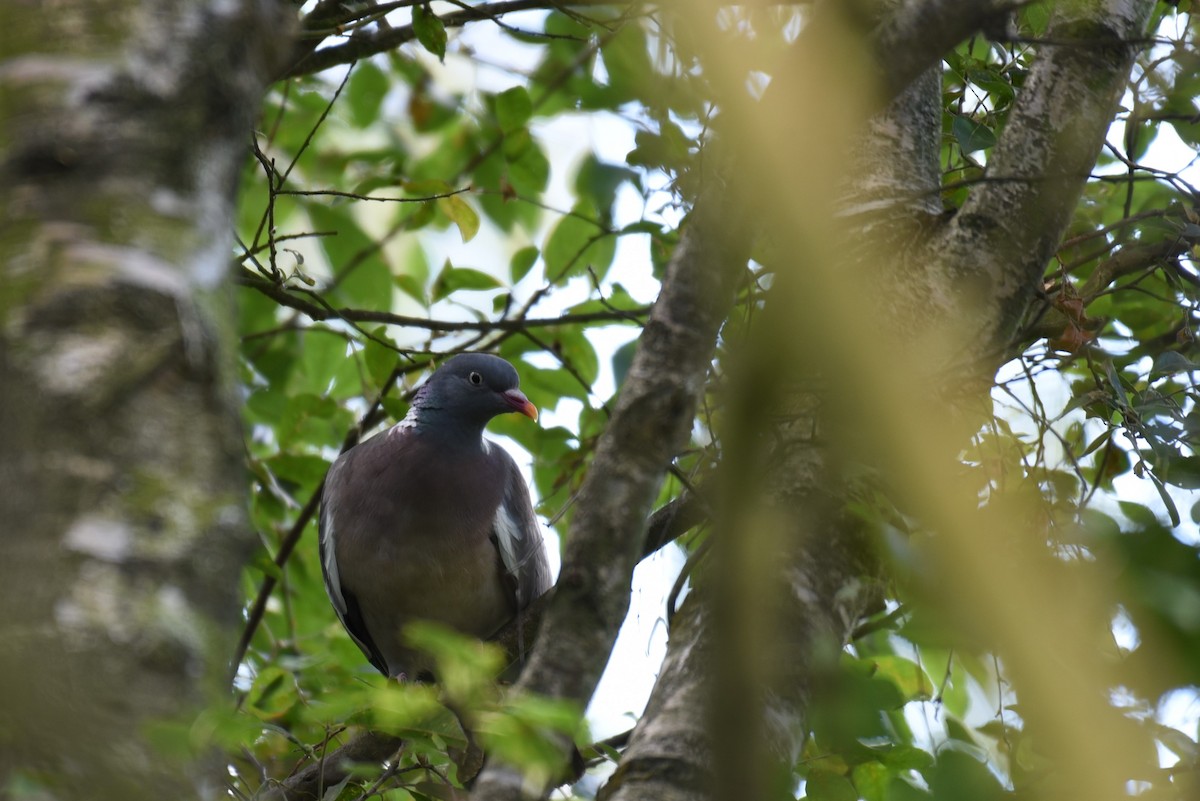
[930,0,1157,350]
[0,1,288,798]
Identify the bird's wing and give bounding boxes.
[319,453,390,675]
[488,444,553,610]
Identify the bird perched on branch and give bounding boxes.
[319,353,552,680]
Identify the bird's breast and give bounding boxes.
[328,435,513,676]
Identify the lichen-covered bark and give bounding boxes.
[841,62,943,221]
[0,1,288,798]
[468,156,754,801]
[930,0,1155,352]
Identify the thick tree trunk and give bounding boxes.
[0,1,288,798]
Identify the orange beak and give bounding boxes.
[502,389,538,421]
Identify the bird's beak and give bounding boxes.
[502,389,538,421]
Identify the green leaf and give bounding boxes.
[600,22,654,103]
[879,745,934,770]
[190,706,274,753]
[542,202,615,281]
[276,393,345,450]
[264,453,330,487]
[396,242,430,306]
[574,155,637,220]
[437,194,480,242]
[967,67,1014,108]
[472,695,585,792]
[410,120,479,179]
[510,246,539,283]
[412,4,447,61]
[1105,361,1130,409]
[952,115,997,153]
[507,136,550,196]
[495,86,533,134]
[521,365,590,404]
[346,61,389,127]
[887,775,933,801]
[851,761,890,801]
[1152,350,1198,376]
[870,655,933,702]
[363,332,400,389]
[1145,469,1182,527]
[408,81,459,132]
[244,666,299,721]
[806,772,857,801]
[307,204,393,308]
[431,261,503,301]
[473,150,527,229]
[403,621,505,703]
[928,748,1006,801]
[403,177,455,198]
[501,126,534,161]
[1119,500,1160,528]
[298,329,346,396]
[620,220,664,236]
[370,683,445,736]
[246,547,283,580]
[550,327,599,386]
[245,386,290,426]
[626,123,691,171]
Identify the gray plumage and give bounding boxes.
[319,353,552,679]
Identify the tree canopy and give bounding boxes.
[3,1,1200,801]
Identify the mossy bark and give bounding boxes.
[0,1,290,797]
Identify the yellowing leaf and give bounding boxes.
[437,194,480,242]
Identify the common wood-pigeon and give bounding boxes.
[319,353,552,679]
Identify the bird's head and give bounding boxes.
[408,353,538,434]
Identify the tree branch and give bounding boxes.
[283,0,623,79]
[870,0,1032,102]
[260,731,406,801]
[936,0,1156,347]
[467,149,753,800]
[237,274,649,333]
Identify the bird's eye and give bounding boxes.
[469,371,483,385]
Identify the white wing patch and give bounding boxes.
[321,495,378,660]
[492,502,523,576]
[320,504,348,616]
